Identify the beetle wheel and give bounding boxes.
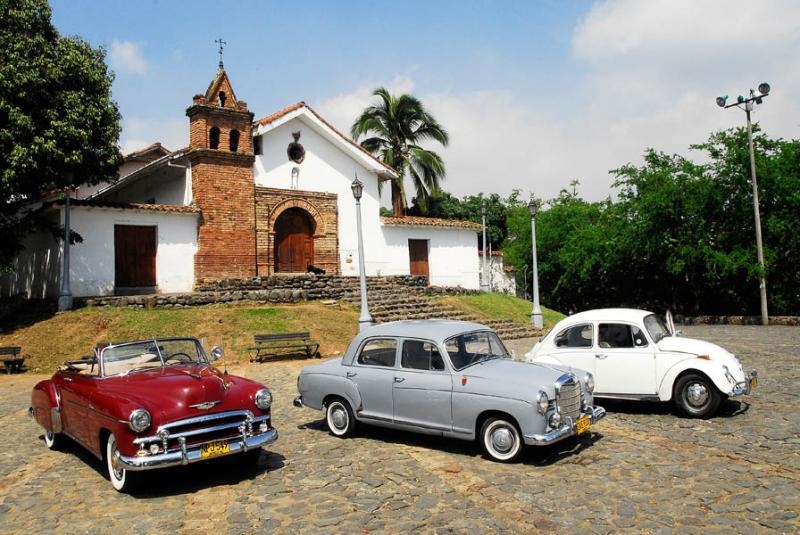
[325,399,356,438]
[480,417,523,463]
[674,373,721,419]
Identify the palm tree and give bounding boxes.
[351,87,449,215]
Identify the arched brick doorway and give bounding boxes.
[274,207,315,272]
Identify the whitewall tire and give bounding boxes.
[325,399,356,438]
[480,417,523,463]
[106,434,137,492]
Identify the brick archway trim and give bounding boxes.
[268,198,326,237]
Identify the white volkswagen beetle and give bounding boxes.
[525,309,757,418]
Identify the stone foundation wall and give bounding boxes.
[676,315,800,326]
[80,274,478,309]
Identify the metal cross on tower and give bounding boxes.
[215,38,227,68]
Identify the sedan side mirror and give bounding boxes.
[210,346,224,362]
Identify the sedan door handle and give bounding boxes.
[394,377,405,383]
[63,377,73,382]
[595,354,608,360]
[346,371,357,378]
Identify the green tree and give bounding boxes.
[0,0,122,270]
[351,88,448,214]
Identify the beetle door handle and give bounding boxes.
[346,372,357,378]
[595,354,608,360]
[394,377,405,383]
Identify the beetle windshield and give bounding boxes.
[444,331,510,371]
[102,338,208,376]
[644,314,670,343]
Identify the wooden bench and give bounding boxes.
[0,347,24,374]
[249,332,320,362]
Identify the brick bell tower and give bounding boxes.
[186,65,256,282]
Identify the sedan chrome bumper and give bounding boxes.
[731,370,758,396]
[523,406,606,446]
[115,428,278,472]
[293,395,304,408]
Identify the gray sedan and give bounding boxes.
[294,320,605,462]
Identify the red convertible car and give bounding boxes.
[29,337,278,492]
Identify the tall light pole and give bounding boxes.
[528,195,543,329]
[58,188,73,312]
[716,83,771,325]
[351,174,373,331]
[480,202,490,292]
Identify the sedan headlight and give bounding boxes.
[128,408,151,433]
[584,372,595,394]
[255,388,273,410]
[535,391,549,414]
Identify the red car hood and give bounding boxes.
[96,365,264,426]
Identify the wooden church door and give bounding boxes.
[274,208,314,273]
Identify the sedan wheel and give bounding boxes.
[480,417,523,462]
[106,434,137,492]
[325,399,356,438]
[674,373,721,418]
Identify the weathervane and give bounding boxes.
[214,38,227,68]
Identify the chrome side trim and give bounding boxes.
[116,428,279,471]
[523,406,605,446]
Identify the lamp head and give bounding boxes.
[351,174,363,200]
[716,95,728,108]
[758,82,770,95]
[737,95,745,103]
[528,196,537,218]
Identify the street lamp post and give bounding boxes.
[480,203,490,292]
[716,83,771,326]
[351,174,373,331]
[528,195,543,329]
[58,188,73,312]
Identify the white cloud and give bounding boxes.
[120,116,187,155]
[110,39,147,75]
[312,2,798,203]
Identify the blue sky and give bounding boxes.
[51,0,800,201]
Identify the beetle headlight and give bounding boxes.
[535,391,549,414]
[129,408,151,433]
[255,388,273,410]
[584,372,595,394]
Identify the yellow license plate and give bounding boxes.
[200,441,230,459]
[750,377,757,391]
[576,415,590,434]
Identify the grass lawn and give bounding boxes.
[0,302,359,373]
[438,293,564,328]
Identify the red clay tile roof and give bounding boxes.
[254,102,398,177]
[381,216,481,231]
[47,199,200,214]
[124,142,171,161]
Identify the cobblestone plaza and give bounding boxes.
[0,326,797,533]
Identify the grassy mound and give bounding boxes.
[439,293,564,327]
[0,302,359,373]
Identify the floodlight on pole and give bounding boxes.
[715,82,771,326]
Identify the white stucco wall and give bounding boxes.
[380,226,480,289]
[254,116,387,277]
[254,113,481,289]
[98,165,190,205]
[483,255,517,295]
[0,213,62,299]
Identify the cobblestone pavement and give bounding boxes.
[0,326,797,534]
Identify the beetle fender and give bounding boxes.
[658,359,732,401]
[31,380,61,433]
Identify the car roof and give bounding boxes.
[358,320,491,343]
[559,308,655,324]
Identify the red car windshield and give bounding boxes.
[102,338,208,377]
